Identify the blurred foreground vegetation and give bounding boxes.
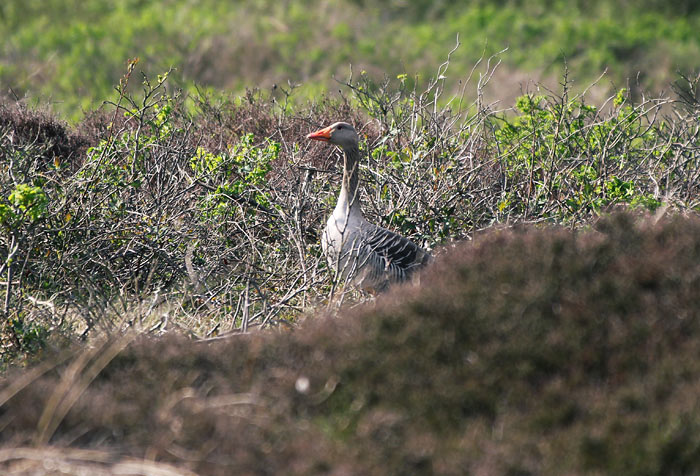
[2,0,700,120]
[2,213,700,474]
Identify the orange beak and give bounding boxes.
[306,125,333,142]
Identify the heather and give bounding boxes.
[2,214,700,474]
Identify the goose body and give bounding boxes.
[307,122,431,292]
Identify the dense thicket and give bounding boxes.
[2,213,700,475]
[0,68,699,361]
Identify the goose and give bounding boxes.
[307,122,431,293]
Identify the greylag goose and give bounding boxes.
[307,122,431,292]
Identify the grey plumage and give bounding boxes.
[307,122,431,292]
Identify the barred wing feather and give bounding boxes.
[357,224,431,289]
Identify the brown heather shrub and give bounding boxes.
[0,103,89,170]
[1,212,700,475]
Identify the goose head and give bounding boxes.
[307,122,359,149]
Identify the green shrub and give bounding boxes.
[495,88,665,219]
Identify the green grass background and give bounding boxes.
[2,0,699,121]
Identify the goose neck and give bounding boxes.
[337,143,362,216]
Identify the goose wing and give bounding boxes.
[358,223,431,284]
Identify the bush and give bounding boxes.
[0,64,699,362]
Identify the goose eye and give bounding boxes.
[337,125,343,130]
